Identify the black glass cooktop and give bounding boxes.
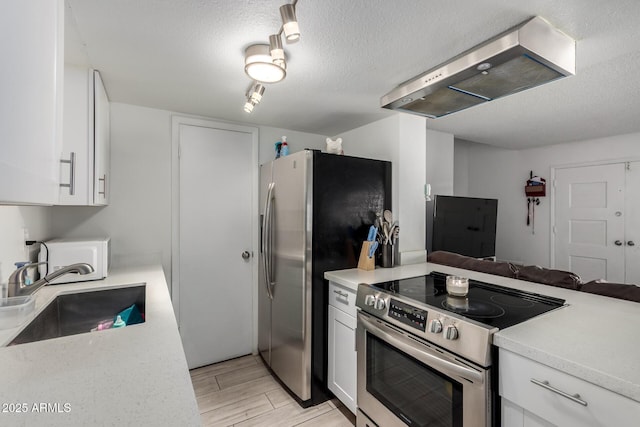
[370,272,565,329]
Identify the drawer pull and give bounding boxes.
[333,289,349,299]
[530,378,588,407]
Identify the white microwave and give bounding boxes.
[38,238,110,284]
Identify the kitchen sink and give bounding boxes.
[8,285,145,345]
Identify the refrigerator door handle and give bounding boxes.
[262,182,275,300]
[268,182,276,292]
[266,183,271,291]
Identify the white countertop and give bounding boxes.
[325,262,640,403]
[0,264,200,426]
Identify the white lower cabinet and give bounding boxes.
[327,281,357,414]
[502,398,554,427]
[499,348,640,427]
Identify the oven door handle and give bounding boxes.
[359,314,484,385]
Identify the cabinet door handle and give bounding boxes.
[530,378,588,406]
[60,152,76,195]
[628,241,635,247]
[98,174,107,197]
[333,289,349,299]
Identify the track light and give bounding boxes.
[241,1,302,112]
[269,34,286,68]
[244,44,286,83]
[244,84,265,113]
[280,4,300,42]
[251,84,265,103]
[244,99,256,113]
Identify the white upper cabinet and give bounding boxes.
[0,0,64,205]
[59,66,110,205]
[93,70,110,205]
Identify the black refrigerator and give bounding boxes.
[259,149,391,406]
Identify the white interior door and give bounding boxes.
[178,123,254,369]
[554,163,625,282]
[625,161,640,284]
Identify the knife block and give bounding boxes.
[357,241,376,271]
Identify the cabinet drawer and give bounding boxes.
[328,282,356,317]
[500,349,640,427]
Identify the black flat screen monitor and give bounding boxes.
[432,195,498,258]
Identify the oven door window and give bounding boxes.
[367,333,463,427]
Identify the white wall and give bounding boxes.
[50,103,327,288]
[52,103,173,278]
[0,206,54,290]
[425,129,455,252]
[453,138,471,196]
[456,132,640,267]
[398,115,428,264]
[336,114,428,264]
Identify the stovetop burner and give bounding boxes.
[369,272,565,330]
[388,280,441,298]
[442,298,506,318]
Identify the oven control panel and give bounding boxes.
[389,298,427,332]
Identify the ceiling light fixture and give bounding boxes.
[244,83,265,113]
[241,1,301,113]
[243,99,255,113]
[250,83,265,103]
[279,3,300,42]
[244,44,286,83]
[269,34,286,68]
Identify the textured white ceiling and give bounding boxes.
[66,0,640,148]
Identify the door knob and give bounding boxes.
[628,241,636,247]
[241,251,251,259]
[615,240,623,246]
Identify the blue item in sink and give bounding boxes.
[117,304,144,326]
[112,315,126,328]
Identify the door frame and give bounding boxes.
[550,156,640,269]
[170,115,259,350]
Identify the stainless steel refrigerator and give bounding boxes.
[259,149,391,407]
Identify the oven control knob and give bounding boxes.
[374,298,386,310]
[444,325,459,340]
[364,294,376,307]
[429,319,443,334]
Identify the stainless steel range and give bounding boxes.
[355,272,565,427]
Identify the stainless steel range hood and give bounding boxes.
[381,17,575,118]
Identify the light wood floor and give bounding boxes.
[190,354,356,427]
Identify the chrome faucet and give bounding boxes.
[7,262,95,297]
